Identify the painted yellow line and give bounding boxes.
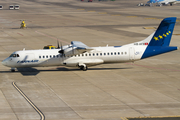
[99,12,107,14]
[145,18,157,20]
[88,11,96,12]
[127,16,137,17]
[157,19,163,20]
[177,20,180,22]
[77,9,84,10]
[173,34,180,35]
[143,27,156,29]
[12,82,45,120]
[120,117,125,120]
[124,117,128,120]
[121,117,128,120]
[111,14,121,16]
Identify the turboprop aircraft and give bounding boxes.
[1,17,178,72]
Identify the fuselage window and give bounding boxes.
[93,53,95,56]
[53,55,55,58]
[114,52,116,55]
[89,54,91,56]
[104,53,106,55]
[46,55,48,58]
[85,54,87,56]
[100,53,102,56]
[118,52,120,55]
[111,52,113,55]
[82,54,84,57]
[43,56,45,58]
[39,56,41,59]
[125,52,127,55]
[50,55,52,58]
[17,54,20,57]
[121,52,123,55]
[96,53,98,56]
[56,55,59,58]
[107,53,109,55]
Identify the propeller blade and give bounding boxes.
[57,39,60,49]
[58,42,65,57]
[72,46,74,55]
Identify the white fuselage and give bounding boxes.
[2,45,146,68]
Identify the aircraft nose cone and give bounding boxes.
[1,60,7,66]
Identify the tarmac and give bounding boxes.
[0,0,180,120]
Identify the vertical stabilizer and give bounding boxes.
[149,17,176,46]
[141,17,178,59]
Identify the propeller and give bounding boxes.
[72,45,74,55]
[58,42,65,57]
[57,39,60,49]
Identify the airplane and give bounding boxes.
[1,17,178,72]
[147,0,180,6]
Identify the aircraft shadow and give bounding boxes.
[17,68,40,76]
[0,67,132,76]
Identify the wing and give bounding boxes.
[71,41,93,53]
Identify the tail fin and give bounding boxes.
[148,17,176,46]
[141,17,178,59]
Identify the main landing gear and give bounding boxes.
[11,68,15,72]
[79,66,88,71]
[78,63,88,71]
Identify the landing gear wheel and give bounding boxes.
[80,66,83,70]
[83,66,88,71]
[11,68,15,72]
[80,66,88,71]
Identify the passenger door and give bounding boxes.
[129,47,134,60]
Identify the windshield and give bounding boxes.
[9,54,20,57]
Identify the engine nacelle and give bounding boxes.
[59,46,86,57]
[63,47,79,56]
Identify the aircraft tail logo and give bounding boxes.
[141,17,178,59]
[149,17,176,46]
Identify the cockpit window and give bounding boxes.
[9,54,14,57]
[9,54,20,57]
[13,54,16,57]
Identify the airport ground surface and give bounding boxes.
[0,0,180,120]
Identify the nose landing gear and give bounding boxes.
[80,66,88,71]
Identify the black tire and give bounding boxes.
[80,66,83,70]
[83,66,88,71]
